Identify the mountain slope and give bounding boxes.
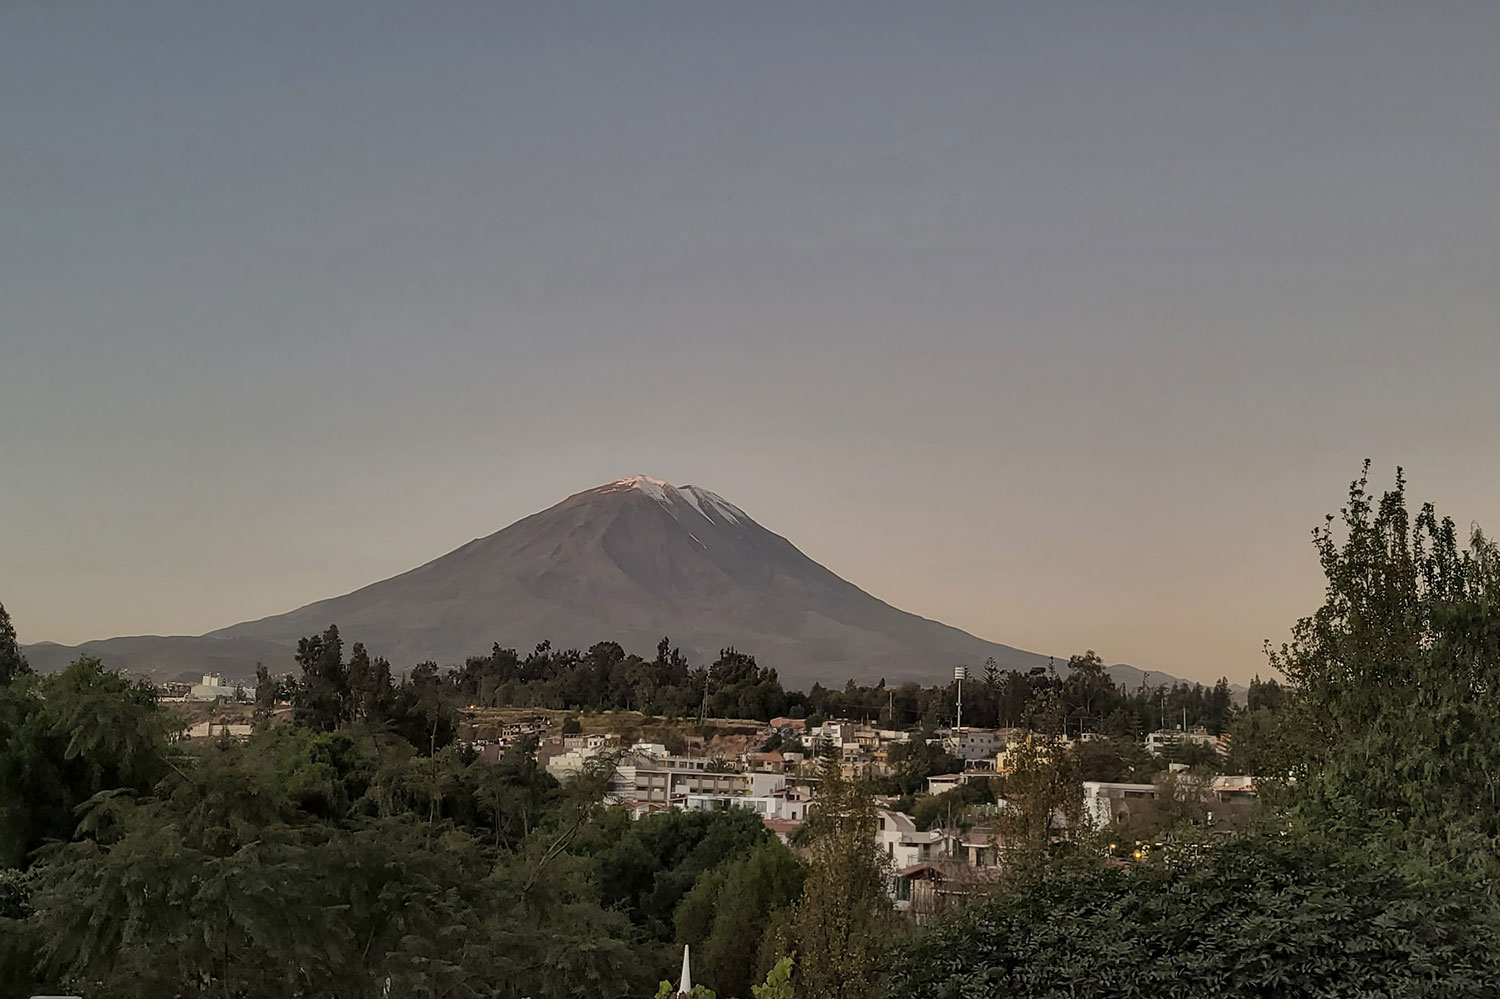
[207,476,1054,688]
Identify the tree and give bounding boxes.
[1270,464,1500,867]
[785,753,897,999]
[889,834,1500,999]
[1246,674,1286,711]
[1062,650,1113,732]
[1072,735,1155,784]
[997,727,1083,850]
[586,808,771,943]
[387,661,456,755]
[292,625,349,732]
[677,838,804,997]
[0,603,30,685]
[253,661,278,726]
[1206,677,1233,734]
[883,738,964,796]
[345,641,394,723]
[0,657,174,868]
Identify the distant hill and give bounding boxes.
[26,476,1226,693]
[21,635,296,684]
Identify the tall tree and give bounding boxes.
[786,752,897,999]
[0,603,31,685]
[292,625,349,732]
[1270,463,1500,866]
[676,838,804,997]
[253,662,276,724]
[345,641,394,723]
[0,657,172,868]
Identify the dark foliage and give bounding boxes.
[891,835,1500,999]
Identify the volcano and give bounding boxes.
[28,476,1064,688]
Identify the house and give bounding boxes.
[956,827,1004,869]
[681,787,808,822]
[875,808,955,870]
[892,862,1004,923]
[1082,776,1260,832]
[1208,774,1257,802]
[744,751,787,772]
[763,816,801,844]
[925,773,967,796]
[1081,781,1161,829]
[949,728,1007,761]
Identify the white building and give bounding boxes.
[1145,727,1226,757]
[875,808,955,870]
[185,720,254,741]
[948,728,1007,761]
[188,673,241,702]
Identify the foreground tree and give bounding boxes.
[0,603,30,685]
[1271,464,1500,866]
[785,754,898,999]
[997,688,1084,852]
[676,838,804,997]
[0,657,173,868]
[891,834,1500,999]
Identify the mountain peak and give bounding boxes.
[593,476,749,527]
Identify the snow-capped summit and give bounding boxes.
[595,476,747,527]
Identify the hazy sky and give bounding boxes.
[5,2,1499,684]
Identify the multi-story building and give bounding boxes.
[948,728,1008,761]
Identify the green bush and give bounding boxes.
[890,834,1500,999]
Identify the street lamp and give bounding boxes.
[954,665,968,735]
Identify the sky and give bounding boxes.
[4,2,1499,685]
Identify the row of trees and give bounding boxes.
[448,638,791,720]
[295,626,1241,739]
[799,656,1236,738]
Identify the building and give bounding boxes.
[926,772,988,796]
[892,862,1004,923]
[188,673,242,702]
[948,728,1007,762]
[184,720,254,741]
[743,751,788,772]
[1145,727,1227,757]
[1082,776,1260,831]
[1081,781,1162,829]
[875,808,956,869]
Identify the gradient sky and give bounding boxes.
[5,2,1499,684]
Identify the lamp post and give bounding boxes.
[954,665,968,738]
